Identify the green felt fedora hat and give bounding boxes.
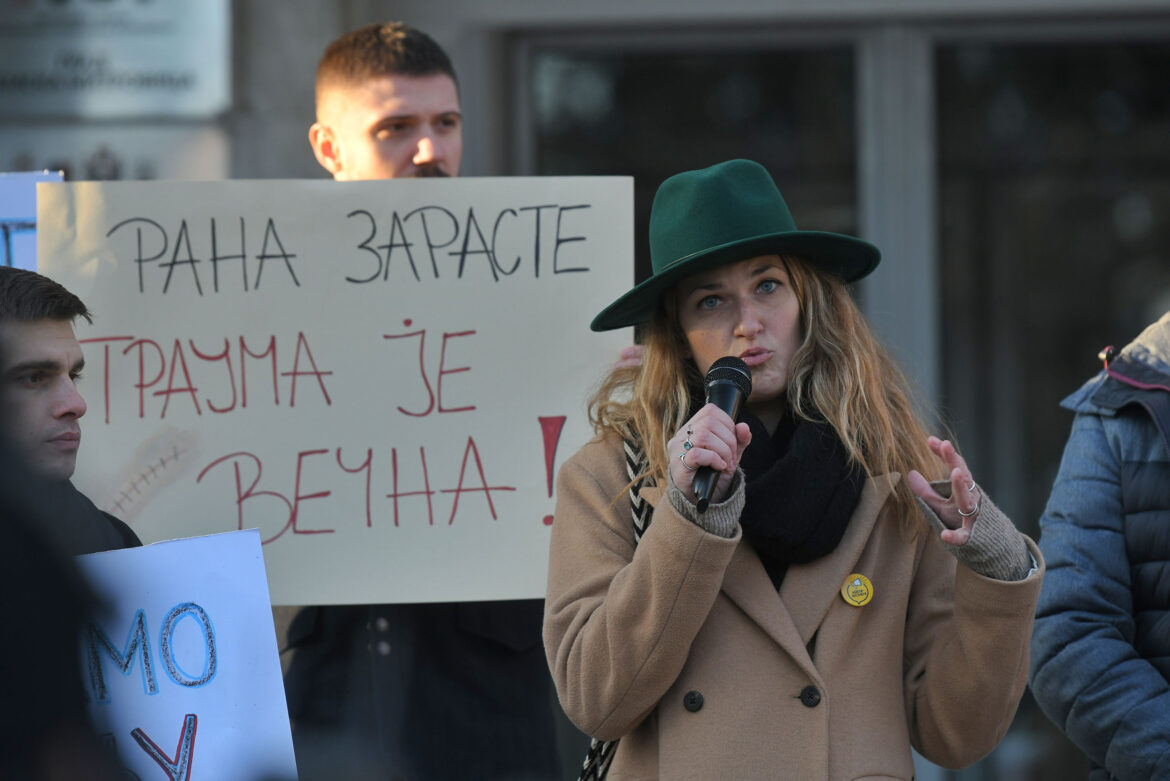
[591,158,881,331]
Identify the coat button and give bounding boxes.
[683,691,704,712]
[799,686,821,708]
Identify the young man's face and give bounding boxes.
[0,318,87,481]
[310,73,463,180]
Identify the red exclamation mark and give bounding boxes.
[539,416,566,526]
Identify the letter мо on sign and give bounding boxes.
[85,602,218,704]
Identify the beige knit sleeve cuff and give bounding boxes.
[667,469,744,539]
[918,480,1031,581]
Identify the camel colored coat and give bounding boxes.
[544,436,1044,780]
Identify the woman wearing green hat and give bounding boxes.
[543,159,1044,779]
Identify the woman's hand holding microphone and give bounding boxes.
[668,404,752,508]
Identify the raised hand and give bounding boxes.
[906,436,981,546]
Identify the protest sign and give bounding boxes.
[77,530,297,780]
[39,177,633,604]
[1,170,62,270]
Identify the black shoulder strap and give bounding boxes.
[623,438,655,543]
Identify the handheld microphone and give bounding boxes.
[692,356,752,512]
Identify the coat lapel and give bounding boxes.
[641,474,898,674]
[640,484,808,664]
[720,542,817,675]
[780,475,898,645]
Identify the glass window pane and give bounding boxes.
[527,44,856,285]
[938,41,1170,531]
[937,39,1170,780]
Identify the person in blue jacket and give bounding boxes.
[1030,310,1170,781]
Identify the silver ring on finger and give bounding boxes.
[680,450,698,471]
[957,495,980,517]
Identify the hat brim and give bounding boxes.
[590,230,880,331]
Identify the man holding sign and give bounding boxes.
[284,22,563,780]
[0,267,140,555]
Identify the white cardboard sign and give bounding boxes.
[39,177,633,605]
[76,530,298,780]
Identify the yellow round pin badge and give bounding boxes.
[841,573,873,607]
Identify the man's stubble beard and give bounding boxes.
[410,164,450,178]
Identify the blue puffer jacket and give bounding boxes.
[1030,311,1170,781]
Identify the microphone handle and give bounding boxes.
[693,380,746,512]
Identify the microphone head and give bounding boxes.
[704,356,752,400]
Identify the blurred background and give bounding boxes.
[4,0,1170,777]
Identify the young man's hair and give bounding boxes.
[315,22,457,110]
[0,267,92,325]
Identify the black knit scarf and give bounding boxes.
[735,409,866,590]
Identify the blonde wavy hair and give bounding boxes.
[588,255,945,522]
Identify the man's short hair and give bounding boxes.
[0,267,92,325]
[315,22,458,108]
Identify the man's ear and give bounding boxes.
[309,122,343,177]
